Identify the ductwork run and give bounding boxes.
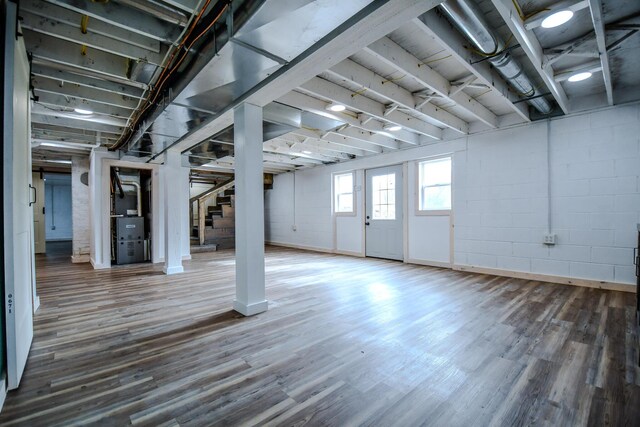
[440,0,552,114]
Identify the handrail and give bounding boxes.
[189,178,234,204]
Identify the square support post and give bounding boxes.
[163,149,184,275]
[233,103,267,316]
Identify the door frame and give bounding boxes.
[364,163,405,261]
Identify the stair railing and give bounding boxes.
[190,178,235,246]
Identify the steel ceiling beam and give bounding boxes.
[365,37,498,128]
[24,30,134,82]
[172,0,444,154]
[21,0,162,52]
[33,76,140,109]
[299,77,443,140]
[491,0,571,114]
[415,12,530,121]
[588,0,614,105]
[46,0,181,42]
[31,64,145,98]
[21,11,167,65]
[327,59,469,134]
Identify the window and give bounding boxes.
[372,173,396,220]
[333,172,354,214]
[418,157,451,212]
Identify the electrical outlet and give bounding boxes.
[543,233,556,245]
[292,225,297,231]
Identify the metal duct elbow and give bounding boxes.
[440,0,552,115]
[121,181,142,217]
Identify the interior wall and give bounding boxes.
[265,103,640,286]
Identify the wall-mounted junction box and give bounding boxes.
[543,233,557,245]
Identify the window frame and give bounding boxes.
[332,171,356,216]
[415,155,452,216]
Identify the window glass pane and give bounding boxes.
[334,173,354,213]
[419,157,452,211]
[421,185,451,210]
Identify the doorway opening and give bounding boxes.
[365,165,404,261]
[110,167,153,265]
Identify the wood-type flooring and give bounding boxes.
[0,246,638,426]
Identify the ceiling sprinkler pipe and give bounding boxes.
[440,0,552,114]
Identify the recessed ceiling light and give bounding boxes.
[383,123,402,132]
[74,108,93,115]
[541,10,574,28]
[302,150,312,154]
[325,102,346,112]
[567,72,592,82]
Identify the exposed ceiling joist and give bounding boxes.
[588,0,614,105]
[46,0,181,42]
[32,103,128,127]
[291,128,380,155]
[277,90,424,146]
[20,11,167,65]
[414,13,530,121]
[327,59,469,134]
[262,152,323,166]
[491,0,571,114]
[31,64,145,98]
[365,37,498,128]
[32,122,120,139]
[24,30,133,81]
[554,60,602,82]
[21,0,162,52]
[279,134,365,158]
[35,91,133,118]
[117,0,189,26]
[161,0,199,14]
[329,126,401,150]
[299,77,443,140]
[32,76,140,109]
[31,113,125,134]
[524,0,589,30]
[263,141,342,162]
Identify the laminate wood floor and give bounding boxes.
[1,247,638,426]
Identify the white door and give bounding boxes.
[365,165,403,261]
[32,172,46,254]
[4,19,35,390]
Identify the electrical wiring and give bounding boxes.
[113,0,228,151]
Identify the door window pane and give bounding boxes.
[372,173,396,220]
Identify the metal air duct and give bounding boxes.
[440,0,552,114]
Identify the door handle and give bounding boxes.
[365,222,370,226]
[29,184,36,206]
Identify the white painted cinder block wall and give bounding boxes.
[264,103,640,286]
[71,156,90,262]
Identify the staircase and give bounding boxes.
[190,174,273,252]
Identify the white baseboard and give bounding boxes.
[335,249,365,257]
[233,299,268,316]
[163,265,184,275]
[453,264,636,293]
[90,258,109,270]
[33,296,41,313]
[0,377,6,415]
[266,241,334,254]
[182,255,192,261]
[406,258,452,269]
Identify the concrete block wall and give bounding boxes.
[264,103,640,285]
[71,156,90,262]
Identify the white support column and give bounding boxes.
[163,149,184,275]
[233,102,268,316]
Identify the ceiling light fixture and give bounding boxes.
[302,150,312,154]
[325,102,346,112]
[541,10,574,28]
[567,72,592,82]
[383,123,402,132]
[74,108,93,115]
